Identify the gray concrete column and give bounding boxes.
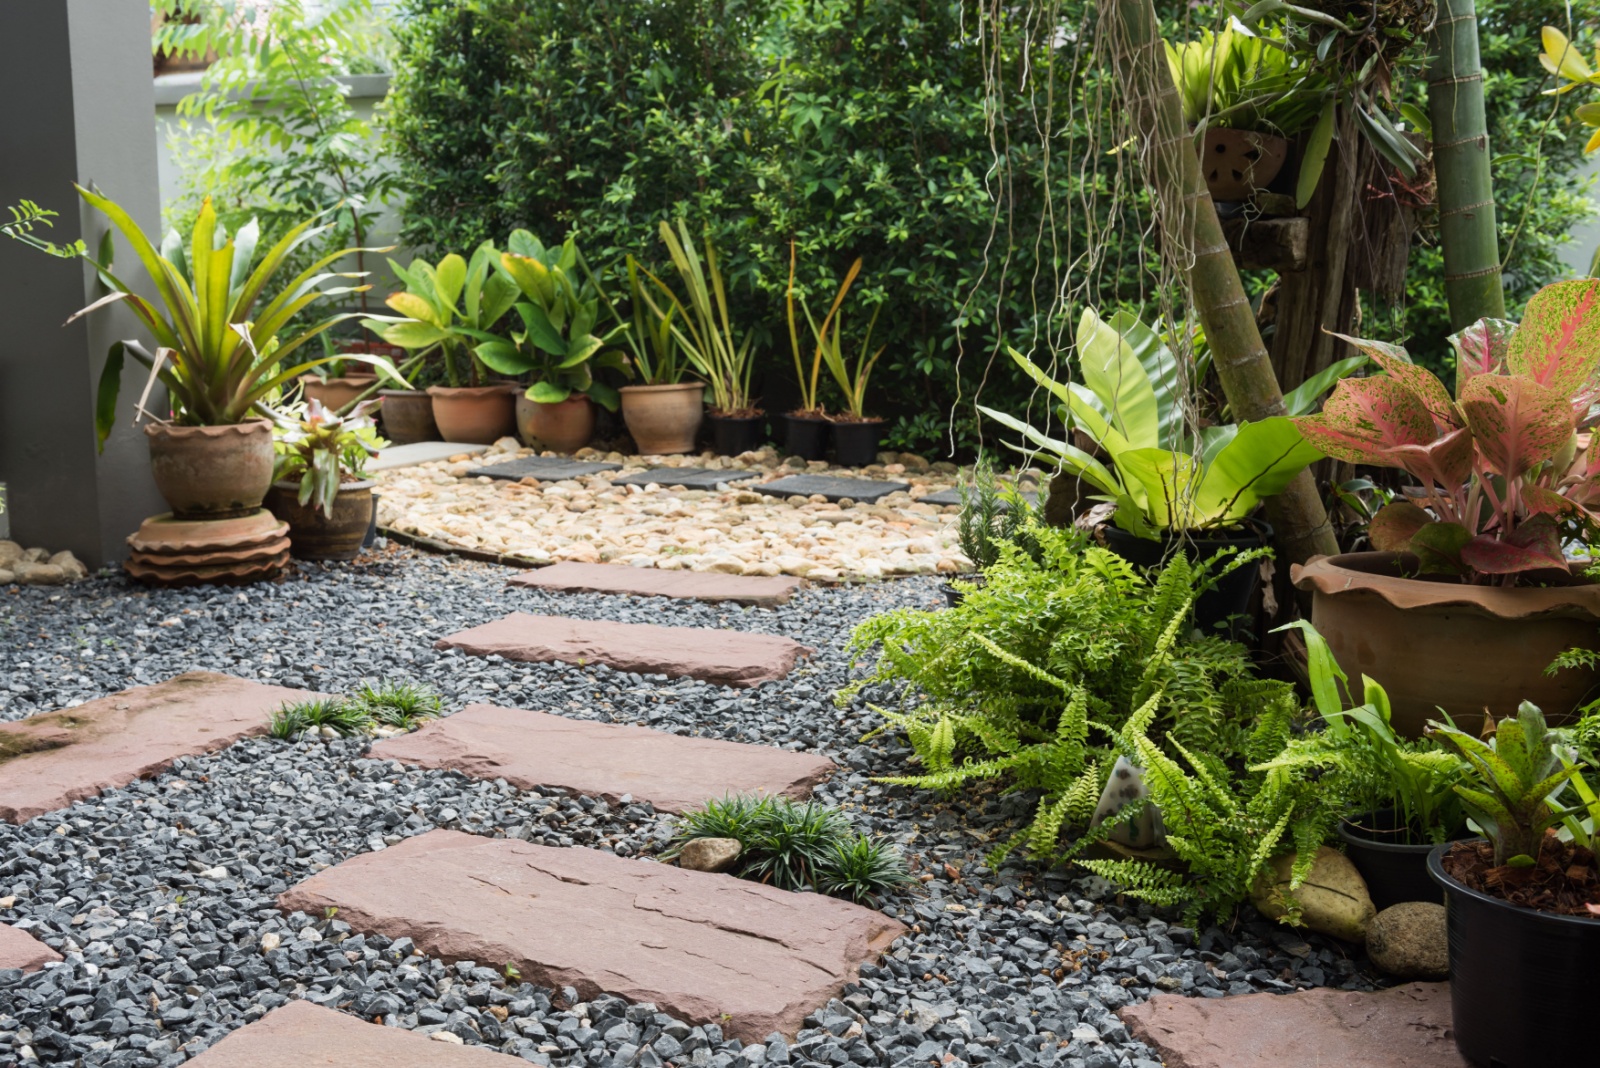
[0,0,166,568]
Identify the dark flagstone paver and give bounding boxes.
[371,703,833,813]
[467,456,623,482]
[0,673,321,824]
[918,487,1039,508]
[0,923,62,973]
[186,1000,523,1066]
[754,475,910,504]
[1119,982,1466,1068]
[278,830,906,1042]
[612,466,760,490]
[509,561,801,606]
[436,613,811,687]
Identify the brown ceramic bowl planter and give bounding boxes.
[145,420,277,520]
[428,385,517,445]
[376,390,439,444]
[1292,552,1600,738]
[265,479,375,561]
[1428,841,1600,1067]
[1198,128,1289,202]
[516,393,595,454]
[829,416,884,468]
[300,373,378,414]
[620,382,704,455]
[707,411,766,456]
[781,412,829,461]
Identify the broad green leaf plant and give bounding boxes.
[66,188,402,449]
[362,243,518,387]
[979,308,1342,538]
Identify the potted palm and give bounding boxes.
[62,189,401,519]
[1291,279,1600,736]
[363,242,520,445]
[264,397,384,560]
[640,218,760,455]
[472,232,630,453]
[979,307,1351,634]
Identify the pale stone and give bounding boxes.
[1366,902,1449,980]
[1251,846,1377,943]
[676,837,743,873]
[0,541,22,568]
[12,563,67,586]
[0,569,12,585]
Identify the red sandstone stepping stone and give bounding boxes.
[187,1000,521,1066]
[1119,982,1466,1068]
[437,613,812,687]
[509,562,801,607]
[0,673,320,823]
[372,703,833,813]
[0,923,62,973]
[279,830,905,1041]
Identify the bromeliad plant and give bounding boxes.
[362,242,519,387]
[979,308,1354,538]
[1293,279,1600,583]
[67,189,403,446]
[270,397,384,518]
[474,232,631,411]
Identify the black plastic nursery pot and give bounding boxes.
[1099,522,1269,637]
[782,412,829,461]
[1428,842,1600,1067]
[1337,809,1447,911]
[940,573,984,608]
[830,418,884,468]
[708,412,766,456]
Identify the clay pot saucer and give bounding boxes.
[128,510,289,553]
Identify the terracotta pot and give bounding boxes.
[377,389,439,444]
[265,479,375,561]
[301,373,378,414]
[1199,128,1289,202]
[620,382,704,455]
[427,385,517,445]
[516,393,595,453]
[145,420,275,520]
[1292,552,1600,737]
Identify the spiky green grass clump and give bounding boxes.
[267,679,442,740]
[268,697,371,740]
[354,679,442,730]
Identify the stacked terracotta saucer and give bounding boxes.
[125,510,291,587]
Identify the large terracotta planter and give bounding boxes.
[620,382,704,455]
[516,393,595,453]
[265,479,374,561]
[1199,128,1288,202]
[428,385,516,445]
[377,389,439,444]
[145,420,275,520]
[1292,552,1600,737]
[301,373,378,414]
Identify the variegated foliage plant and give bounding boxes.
[1294,279,1600,582]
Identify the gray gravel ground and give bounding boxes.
[0,549,1379,1068]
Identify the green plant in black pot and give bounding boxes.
[946,456,1040,607]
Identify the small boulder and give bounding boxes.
[12,562,66,587]
[677,837,742,873]
[48,551,87,581]
[0,541,22,568]
[0,569,12,586]
[23,547,50,563]
[1366,902,1449,980]
[1251,846,1377,943]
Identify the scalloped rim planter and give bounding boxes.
[145,419,276,520]
[1291,551,1600,738]
[427,385,517,446]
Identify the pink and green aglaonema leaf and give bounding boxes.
[1328,331,1459,429]
[1523,484,1578,518]
[1449,317,1517,397]
[1458,514,1568,575]
[1458,373,1574,480]
[1505,278,1600,398]
[1409,520,1472,576]
[1293,376,1440,477]
[1388,425,1474,497]
[1368,500,1435,552]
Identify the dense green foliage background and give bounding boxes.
[385,0,1595,453]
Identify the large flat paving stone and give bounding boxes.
[0,923,62,973]
[371,703,833,813]
[279,830,906,1042]
[509,561,800,606]
[919,486,1039,508]
[0,673,318,823]
[754,474,909,504]
[186,1000,522,1066]
[612,466,759,489]
[468,456,623,482]
[1119,982,1466,1068]
[436,612,811,687]
[370,441,490,471]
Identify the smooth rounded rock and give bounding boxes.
[1366,901,1449,980]
[1251,846,1377,943]
[12,562,66,586]
[677,837,743,873]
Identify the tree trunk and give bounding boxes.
[1427,0,1505,329]
[1104,0,1339,566]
